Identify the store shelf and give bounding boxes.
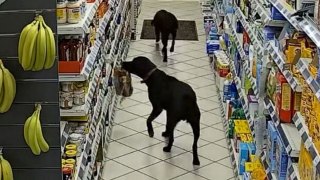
[216,84,242,180]
[228,57,255,135]
[260,150,274,180]
[298,16,320,49]
[57,0,100,35]
[60,8,113,82]
[287,158,301,180]
[264,97,301,157]
[268,0,320,49]
[267,0,301,30]
[296,58,320,100]
[266,41,302,92]
[60,121,70,153]
[234,7,264,55]
[60,104,87,117]
[251,0,286,26]
[292,112,320,173]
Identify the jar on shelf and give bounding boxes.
[65,150,77,159]
[60,91,73,109]
[65,158,76,166]
[62,167,72,180]
[73,89,85,105]
[67,0,81,24]
[71,36,84,61]
[65,144,77,151]
[61,82,73,92]
[57,0,67,24]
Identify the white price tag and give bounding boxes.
[306,76,313,84]
[316,90,320,99]
[314,155,320,165]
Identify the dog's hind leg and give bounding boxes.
[146,107,163,137]
[161,33,169,62]
[170,30,176,52]
[155,27,160,43]
[190,119,200,165]
[163,114,178,152]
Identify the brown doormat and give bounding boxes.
[140,20,199,41]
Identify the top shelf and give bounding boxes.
[57,0,101,35]
[268,0,320,48]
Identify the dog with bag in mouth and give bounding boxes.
[122,56,201,165]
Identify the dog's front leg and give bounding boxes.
[146,108,162,137]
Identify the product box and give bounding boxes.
[239,142,249,175]
[270,6,286,20]
[275,136,288,180]
[292,91,302,117]
[243,31,250,56]
[248,95,258,120]
[59,59,85,73]
[267,121,278,172]
[206,40,220,54]
[276,71,293,123]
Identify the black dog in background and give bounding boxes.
[151,10,178,62]
[122,56,201,165]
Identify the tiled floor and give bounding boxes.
[102,0,234,179]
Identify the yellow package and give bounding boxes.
[245,162,254,172]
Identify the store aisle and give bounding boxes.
[102,1,235,180]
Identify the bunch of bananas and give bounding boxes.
[24,104,49,155]
[18,15,56,71]
[0,154,14,180]
[0,60,16,113]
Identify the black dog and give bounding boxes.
[122,56,201,165]
[151,10,178,62]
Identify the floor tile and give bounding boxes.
[141,143,186,160]
[114,110,139,124]
[168,54,195,62]
[111,125,138,140]
[114,151,161,170]
[188,67,212,76]
[142,125,185,140]
[197,99,220,111]
[174,134,210,151]
[212,122,225,131]
[187,77,215,88]
[128,91,150,103]
[101,160,133,180]
[198,144,229,161]
[166,152,212,171]
[106,141,136,159]
[171,71,197,81]
[169,63,196,71]
[118,98,140,108]
[113,171,156,180]
[214,138,229,149]
[171,172,207,180]
[185,59,210,67]
[200,111,222,126]
[200,127,225,143]
[124,103,152,116]
[117,133,161,150]
[121,116,162,132]
[218,157,233,169]
[140,161,187,180]
[193,163,234,180]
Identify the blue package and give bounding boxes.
[275,136,288,180]
[256,61,262,89]
[270,6,286,20]
[236,21,243,33]
[247,143,256,155]
[206,40,220,54]
[224,33,230,48]
[267,121,278,172]
[239,143,249,175]
[230,82,239,100]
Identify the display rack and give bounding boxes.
[0,0,61,179]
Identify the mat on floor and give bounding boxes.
[140,20,199,41]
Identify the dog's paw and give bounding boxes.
[163,146,171,152]
[148,130,154,138]
[193,159,200,166]
[162,131,169,137]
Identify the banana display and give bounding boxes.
[24,104,49,155]
[0,60,16,113]
[0,154,14,180]
[18,15,56,71]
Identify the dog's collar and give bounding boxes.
[141,68,157,83]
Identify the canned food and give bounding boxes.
[73,89,85,105]
[60,91,73,109]
[61,82,73,92]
